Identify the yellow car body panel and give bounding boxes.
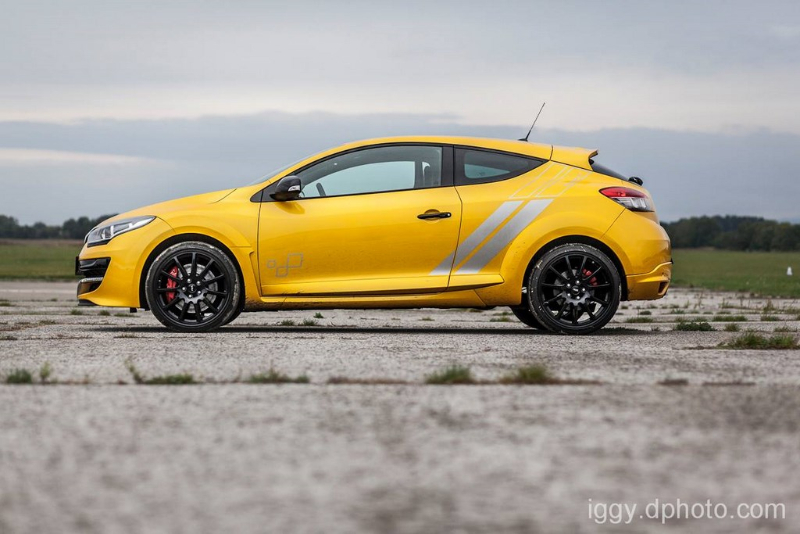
[76,135,671,329]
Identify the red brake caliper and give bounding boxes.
[166,266,179,302]
[582,268,598,287]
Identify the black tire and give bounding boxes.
[526,244,621,334]
[145,241,241,332]
[509,306,546,330]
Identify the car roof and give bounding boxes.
[336,136,597,171]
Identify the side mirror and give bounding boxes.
[270,176,302,201]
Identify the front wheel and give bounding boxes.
[145,241,241,332]
[526,244,621,334]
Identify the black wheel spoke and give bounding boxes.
[589,295,609,307]
[197,260,216,280]
[161,271,181,283]
[165,296,181,309]
[583,266,603,280]
[203,297,219,314]
[190,252,198,278]
[578,255,587,276]
[156,287,177,293]
[205,275,225,284]
[556,301,568,318]
[548,266,570,283]
[580,303,596,320]
[544,293,563,305]
[206,290,228,296]
[571,305,579,325]
[178,302,189,321]
[174,258,189,280]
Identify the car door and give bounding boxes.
[257,144,462,296]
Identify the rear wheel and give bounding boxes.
[145,242,241,332]
[526,244,620,334]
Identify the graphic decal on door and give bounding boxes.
[266,253,304,277]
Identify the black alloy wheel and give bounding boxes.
[146,242,241,332]
[527,244,621,334]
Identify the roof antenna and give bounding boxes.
[519,102,546,142]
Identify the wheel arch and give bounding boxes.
[524,235,629,301]
[138,233,246,312]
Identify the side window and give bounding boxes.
[297,145,443,199]
[455,148,544,185]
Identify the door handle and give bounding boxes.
[417,211,452,220]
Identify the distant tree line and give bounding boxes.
[662,215,800,251]
[0,214,115,240]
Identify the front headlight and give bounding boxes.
[85,216,155,247]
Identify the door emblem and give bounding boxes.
[266,253,304,277]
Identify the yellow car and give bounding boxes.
[76,136,671,334]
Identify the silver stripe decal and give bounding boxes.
[431,200,522,274]
[429,250,454,276]
[455,199,552,275]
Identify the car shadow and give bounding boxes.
[91,325,649,336]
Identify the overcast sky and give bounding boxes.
[1,0,799,223]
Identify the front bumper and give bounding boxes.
[626,261,672,300]
[75,217,176,308]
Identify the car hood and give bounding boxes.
[99,188,237,226]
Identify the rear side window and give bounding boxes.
[590,160,628,181]
[455,148,544,185]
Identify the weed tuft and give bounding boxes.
[125,359,196,385]
[327,377,409,385]
[425,365,475,385]
[760,315,780,322]
[5,369,33,384]
[279,319,296,326]
[248,368,309,384]
[69,309,84,316]
[720,332,799,350]
[639,310,652,316]
[98,310,111,316]
[723,323,741,332]
[313,312,324,319]
[658,378,689,386]
[625,317,654,323]
[420,317,434,322]
[489,316,513,323]
[674,320,714,332]
[301,319,319,326]
[39,362,52,383]
[499,364,551,384]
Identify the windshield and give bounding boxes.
[246,157,307,186]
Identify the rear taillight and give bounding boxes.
[599,187,653,212]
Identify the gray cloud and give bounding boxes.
[0,111,796,224]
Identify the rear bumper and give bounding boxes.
[626,261,672,300]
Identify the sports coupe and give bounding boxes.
[76,136,671,334]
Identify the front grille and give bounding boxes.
[75,257,110,277]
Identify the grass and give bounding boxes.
[425,365,475,385]
[420,316,434,322]
[327,377,410,385]
[625,316,654,323]
[0,240,82,280]
[0,334,18,341]
[671,249,800,297]
[720,332,799,350]
[301,318,319,326]
[674,320,714,332]
[248,369,309,384]
[98,310,111,316]
[279,319,296,326]
[69,309,84,316]
[658,378,689,386]
[125,360,196,385]
[712,314,747,322]
[638,310,652,316]
[489,316,513,322]
[313,312,324,319]
[499,364,551,384]
[5,369,33,384]
[760,315,781,322]
[724,323,741,332]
